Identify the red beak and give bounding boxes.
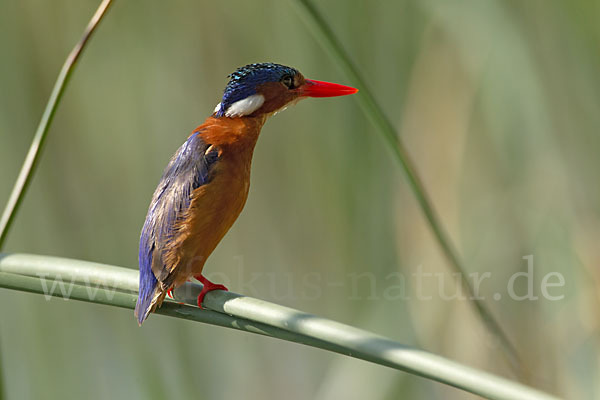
[300,79,358,97]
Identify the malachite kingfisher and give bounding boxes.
[135,63,358,325]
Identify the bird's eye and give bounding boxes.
[281,75,294,89]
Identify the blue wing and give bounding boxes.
[135,131,219,324]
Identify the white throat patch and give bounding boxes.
[224,94,265,117]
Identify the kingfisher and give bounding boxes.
[135,63,357,325]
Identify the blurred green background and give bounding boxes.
[1,0,599,399]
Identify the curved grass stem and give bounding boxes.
[0,0,114,250]
[0,253,558,400]
[289,0,520,373]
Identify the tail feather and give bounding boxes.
[135,267,162,325]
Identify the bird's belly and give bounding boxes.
[174,164,250,282]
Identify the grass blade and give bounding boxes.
[0,253,559,400]
[0,0,114,249]
[289,0,520,372]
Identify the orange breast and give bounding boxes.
[166,116,265,287]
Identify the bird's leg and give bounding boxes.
[166,280,190,304]
[195,275,228,309]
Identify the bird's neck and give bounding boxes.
[195,115,267,149]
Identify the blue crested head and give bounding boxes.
[214,63,300,118]
[213,62,358,118]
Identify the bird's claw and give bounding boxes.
[195,275,228,309]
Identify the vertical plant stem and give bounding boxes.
[290,0,521,373]
[0,0,114,250]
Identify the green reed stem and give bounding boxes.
[289,0,521,373]
[0,0,114,249]
[0,253,559,400]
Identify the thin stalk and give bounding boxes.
[0,254,559,400]
[0,0,114,249]
[289,0,520,372]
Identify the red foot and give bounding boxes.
[195,275,228,309]
[166,286,186,304]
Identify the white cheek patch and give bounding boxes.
[225,94,265,117]
[214,102,222,114]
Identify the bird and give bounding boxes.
[135,62,357,325]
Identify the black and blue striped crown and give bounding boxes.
[215,63,299,117]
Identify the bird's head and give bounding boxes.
[213,63,357,118]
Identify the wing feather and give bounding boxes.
[135,130,219,324]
